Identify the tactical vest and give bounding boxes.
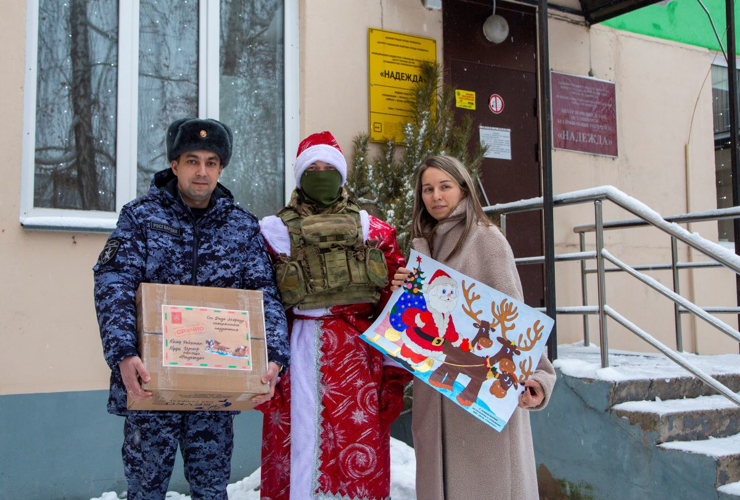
[273,200,389,310]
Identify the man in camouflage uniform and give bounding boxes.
[94,118,289,500]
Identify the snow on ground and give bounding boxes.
[658,432,740,458]
[719,481,740,496]
[91,437,417,500]
[554,342,740,382]
[612,392,740,415]
[387,436,417,500]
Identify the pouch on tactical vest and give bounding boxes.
[274,204,388,309]
[366,246,388,287]
[301,214,357,248]
[275,255,307,306]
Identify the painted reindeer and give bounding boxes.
[486,299,543,375]
[490,357,534,398]
[428,281,545,406]
[489,320,544,399]
[428,280,498,406]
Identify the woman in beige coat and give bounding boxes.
[392,155,556,499]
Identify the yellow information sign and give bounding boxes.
[368,28,437,143]
[455,89,476,110]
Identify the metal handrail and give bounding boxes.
[573,206,740,233]
[484,186,740,407]
[582,261,722,273]
[605,306,740,406]
[486,186,740,274]
[527,261,722,272]
[602,249,740,343]
[516,251,595,265]
[678,306,740,314]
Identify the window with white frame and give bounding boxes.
[22,0,298,230]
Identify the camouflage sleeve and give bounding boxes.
[242,230,290,368]
[93,207,147,370]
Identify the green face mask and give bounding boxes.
[300,169,343,207]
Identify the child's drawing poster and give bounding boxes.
[361,250,553,432]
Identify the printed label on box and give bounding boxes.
[162,305,252,371]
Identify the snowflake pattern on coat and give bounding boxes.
[93,168,289,416]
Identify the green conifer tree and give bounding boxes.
[347,61,487,257]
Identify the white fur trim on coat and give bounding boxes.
[360,210,370,242]
[259,215,291,256]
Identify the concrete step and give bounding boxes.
[659,433,740,488]
[555,344,740,408]
[539,344,740,498]
[535,364,740,499]
[609,373,740,407]
[611,393,740,443]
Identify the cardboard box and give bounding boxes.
[129,283,269,411]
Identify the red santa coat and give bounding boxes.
[257,213,410,500]
[400,308,461,362]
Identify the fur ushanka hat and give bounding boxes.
[166,118,234,167]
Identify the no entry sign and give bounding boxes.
[489,94,504,114]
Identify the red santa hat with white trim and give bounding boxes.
[294,131,347,188]
[423,269,457,293]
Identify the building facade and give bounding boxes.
[1,0,737,497]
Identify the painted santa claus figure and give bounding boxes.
[255,131,410,500]
[399,269,463,367]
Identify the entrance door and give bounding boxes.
[444,0,544,308]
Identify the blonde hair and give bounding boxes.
[411,155,492,261]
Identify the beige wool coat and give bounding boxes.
[411,198,556,500]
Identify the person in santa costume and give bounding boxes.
[398,269,463,367]
[255,131,410,500]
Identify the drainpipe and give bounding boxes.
[726,0,740,353]
[538,0,557,360]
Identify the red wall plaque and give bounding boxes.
[552,72,617,157]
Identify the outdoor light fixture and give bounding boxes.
[483,0,509,44]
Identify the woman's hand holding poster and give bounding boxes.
[361,250,553,432]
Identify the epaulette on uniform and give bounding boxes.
[122,195,152,211]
